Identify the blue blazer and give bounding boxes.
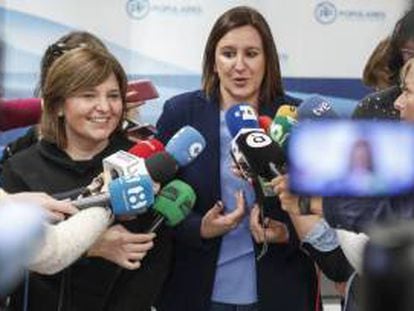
[156,90,318,311]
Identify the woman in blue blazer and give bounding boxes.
[156,6,318,311]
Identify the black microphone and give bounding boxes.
[235,129,286,181]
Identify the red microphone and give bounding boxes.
[258,115,272,133]
[128,138,165,159]
[0,98,42,131]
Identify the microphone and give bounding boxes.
[235,130,286,181]
[297,95,338,121]
[0,200,45,294]
[268,116,297,152]
[144,151,179,185]
[102,139,165,184]
[258,116,272,133]
[71,175,154,216]
[128,138,164,159]
[165,126,207,167]
[0,98,42,131]
[276,104,298,120]
[225,103,259,137]
[147,179,196,232]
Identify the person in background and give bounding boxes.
[353,8,414,120]
[362,37,393,91]
[156,6,319,311]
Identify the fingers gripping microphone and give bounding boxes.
[225,103,260,137]
[297,95,338,121]
[147,179,196,232]
[165,126,206,167]
[71,175,154,216]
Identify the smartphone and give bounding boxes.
[288,121,414,197]
[126,79,159,104]
[126,123,157,141]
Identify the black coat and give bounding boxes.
[2,135,172,311]
[155,90,318,311]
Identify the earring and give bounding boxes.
[58,110,64,118]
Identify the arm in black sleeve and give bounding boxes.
[302,243,354,282]
[1,159,30,193]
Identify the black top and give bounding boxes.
[2,134,172,311]
[352,86,401,120]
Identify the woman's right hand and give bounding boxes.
[200,191,245,239]
[87,224,155,270]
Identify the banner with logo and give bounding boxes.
[0,0,409,126]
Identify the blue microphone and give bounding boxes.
[165,126,206,167]
[71,174,154,216]
[297,95,339,121]
[225,103,259,137]
[0,201,45,295]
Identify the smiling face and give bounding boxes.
[63,73,123,153]
[214,25,265,109]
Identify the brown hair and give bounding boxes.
[37,31,108,96]
[202,6,284,106]
[399,57,414,88]
[40,47,127,149]
[362,38,393,90]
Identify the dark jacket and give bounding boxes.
[323,195,414,233]
[352,86,401,120]
[2,135,172,311]
[155,90,318,311]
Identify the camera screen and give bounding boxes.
[288,121,414,197]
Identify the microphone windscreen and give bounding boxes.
[276,105,298,120]
[0,98,42,131]
[269,116,297,151]
[236,130,286,180]
[109,175,155,215]
[153,179,196,226]
[128,139,165,159]
[165,126,206,167]
[258,116,272,133]
[225,103,259,137]
[297,96,338,121]
[145,152,179,184]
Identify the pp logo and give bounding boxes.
[314,1,337,25]
[245,132,272,148]
[126,0,150,20]
[188,142,204,159]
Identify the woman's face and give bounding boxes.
[214,25,265,108]
[63,73,123,150]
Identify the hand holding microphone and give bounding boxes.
[200,190,245,239]
[88,224,155,270]
[7,192,78,223]
[249,205,289,244]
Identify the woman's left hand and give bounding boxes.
[249,205,289,244]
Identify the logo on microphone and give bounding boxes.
[235,105,256,121]
[314,1,337,25]
[312,101,332,116]
[245,132,272,148]
[188,142,203,159]
[127,0,150,20]
[123,176,152,211]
